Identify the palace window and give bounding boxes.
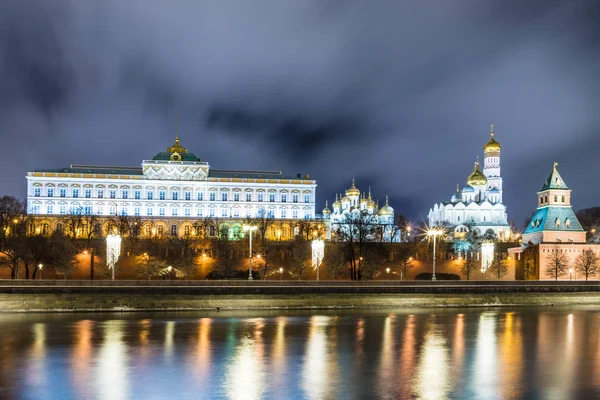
[97,207,103,215]
[209,192,216,202]
[59,205,66,215]
[110,206,116,215]
[84,206,92,215]
[185,191,191,201]
[281,209,287,218]
[134,207,140,216]
[281,194,287,203]
[157,225,165,236]
[121,207,128,216]
[34,187,41,197]
[197,192,204,201]
[185,208,191,216]
[96,189,103,198]
[32,205,40,214]
[172,191,178,201]
[172,208,178,216]
[197,208,203,217]
[145,225,151,236]
[122,190,128,199]
[147,207,153,216]
[258,193,264,202]
[170,225,177,237]
[269,194,275,203]
[561,195,565,203]
[292,194,299,203]
[233,208,240,218]
[184,225,190,236]
[222,192,228,202]
[159,191,166,200]
[246,208,252,218]
[246,193,252,202]
[221,208,228,217]
[47,205,53,214]
[58,188,65,198]
[209,208,215,217]
[85,189,91,198]
[268,210,275,218]
[109,190,116,199]
[209,226,216,236]
[304,194,310,203]
[159,207,165,216]
[234,192,240,202]
[46,188,54,197]
[147,190,154,200]
[292,209,298,219]
[134,190,141,200]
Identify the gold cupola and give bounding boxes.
[484,124,501,153]
[322,201,331,215]
[378,196,394,216]
[467,159,488,187]
[346,178,360,197]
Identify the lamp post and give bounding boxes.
[312,239,324,280]
[38,263,43,280]
[279,267,283,281]
[427,228,444,281]
[168,265,173,282]
[106,234,122,281]
[243,225,257,281]
[386,267,390,281]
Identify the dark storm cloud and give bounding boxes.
[1,0,599,225]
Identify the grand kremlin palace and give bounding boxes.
[25,135,317,240]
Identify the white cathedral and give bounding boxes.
[428,125,510,240]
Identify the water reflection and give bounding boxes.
[417,316,450,399]
[0,309,599,399]
[97,320,129,400]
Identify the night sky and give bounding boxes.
[1,1,599,226]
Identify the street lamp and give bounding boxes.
[243,225,257,281]
[168,265,173,282]
[279,267,283,281]
[312,239,324,280]
[38,263,43,280]
[106,234,122,281]
[427,228,444,281]
[386,267,390,280]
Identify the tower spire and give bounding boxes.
[490,123,494,138]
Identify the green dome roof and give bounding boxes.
[152,136,201,162]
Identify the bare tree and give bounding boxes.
[574,248,599,281]
[135,252,168,280]
[323,243,346,280]
[545,246,569,281]
[459,254,478,281]
[49,231,79,279]
[489,254,509,280]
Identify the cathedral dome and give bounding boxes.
[153,135,201,161]
[322,201,331,215]
[462,185,475,193]
[341,195,350,203]
[378,196,394,216]
[451,192,462,203]
[467,161,487,186]
[346,179,360,197]
[484,124,500,153]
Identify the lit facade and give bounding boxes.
[428,124,510,240]
[26,135,317,239]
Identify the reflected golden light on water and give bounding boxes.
[376,314,396,397]
[72,320,94,398]
[399,314,416,386]
[225,318,266,400]
[164,321,175,359]
[273,316,286,365]
[97,320,128,400]
[474,312,498,398]
[190,318,212,385]
[500,312,523,398]
[138,319,151,346]
[302,315,339,400]
[26,323,47,389]
[354,317,366,363]
[417,317,450,400]
[452,313,465,383]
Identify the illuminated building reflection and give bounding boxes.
[225,318,266,400]
[473,312,498,398]
[417,317,450,399]
[72,320,94,398]
[500,312,523,397]
[97,320,129,400]
[451,314,465,384]
[164,321,175,359]
[399,315,416,387]
[376,314,396,397]
[25,323,47,392]
[302,315,339,400]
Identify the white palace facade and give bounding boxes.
[26,135,317,239]
[428,125,510,240]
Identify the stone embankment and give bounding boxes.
[0,280,598,312]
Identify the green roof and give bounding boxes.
[152,151,201,162]
[524,206,584,234]
[541,163,568,191]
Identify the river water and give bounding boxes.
[0,308,599,400]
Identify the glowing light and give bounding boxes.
[311,240,324,280]
[481,242,494,273]
[106,234,122,280]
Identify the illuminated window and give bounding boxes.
[209,192,216,201]
[97,189,103,198]
[34,188,41,197]
[147,207,153,216]
[222,192,228,201]
[184,208,191,216]
[292,194,299,203]
[281,194,287,203]
[47,188,54,197]
[197,192,203,201]
[258,193,264,202]
[159,207,165,216]
[246,193,252,202]
[134,190,141,200]
[185,191,191,201]
[147,190,154,200]
[170,224,177,237]
[110,190,116,199]
[85,189,91,198]
[172,191,178,200]
[122,190,128,199]
[269,193,275,202]
[234,192,240,202]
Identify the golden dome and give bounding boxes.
[341,195,350,203]
[322,201,331,215]
[467,160,487,186]
[332,194,341,208]
[346,178,360,197]
[378,196,394,216]
[484,124,500,153]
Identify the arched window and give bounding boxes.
[555,218,561,228]
[209,226,216,236]
[184,225,190,236]
[554,195,557,202]
[157,225,165,236]
[170,224,178,237]
[561,195,565,203]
